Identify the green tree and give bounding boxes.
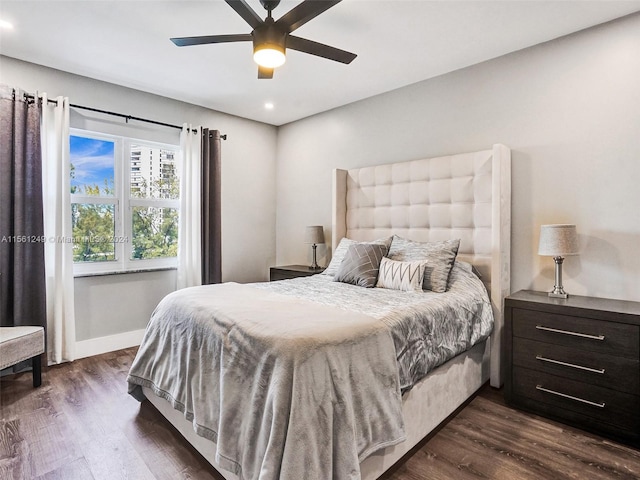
[131,172,180,260]
[70,163,78,194]
[71,203,116,262]
[70,163,117,262]
[131,207,178,259]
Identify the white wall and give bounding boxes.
[275,13,640,303]
[74,270,176,341]
[1,56,278,345]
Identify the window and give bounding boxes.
[70,130,180,274]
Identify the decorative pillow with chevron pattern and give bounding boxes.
[333,243,389,288]
[376,257,427,292]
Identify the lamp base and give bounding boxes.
[548,290,569,299]
[310,244,319,269]
[549,256,568,298]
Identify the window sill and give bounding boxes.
[74,267,177,278]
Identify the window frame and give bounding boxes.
[70,129,180,276]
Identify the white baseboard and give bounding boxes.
[75,329,146,360]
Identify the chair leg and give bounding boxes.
[32,354,42,388]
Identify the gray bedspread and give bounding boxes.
[127,283,405,480]
[254,262,494,392]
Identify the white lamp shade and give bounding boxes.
[305,226,324,245]
[538,224,579,256]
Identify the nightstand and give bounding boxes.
[269,265,324,281]
[504,290,640,446]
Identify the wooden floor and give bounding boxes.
[1,348,638,480]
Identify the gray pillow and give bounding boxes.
[388,236,460,292]
[333,243,389,288]
[322,236,392,277]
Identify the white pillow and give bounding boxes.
[322,236,392,277]
[376,257,427,292]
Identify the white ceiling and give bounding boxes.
[1,1,639,126]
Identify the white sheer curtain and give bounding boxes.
[177,124,202,289]
[41,93,76,364]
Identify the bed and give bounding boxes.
[127,144,511,480]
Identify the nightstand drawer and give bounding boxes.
[513,338,639,394]
[512,366,639,431]
[512,308,639,358]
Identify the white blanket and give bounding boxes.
[127,283,405,480]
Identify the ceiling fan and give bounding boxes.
[170,0,357,79]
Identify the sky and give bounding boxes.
[70,135,114,195]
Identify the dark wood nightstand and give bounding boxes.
[269,265,325,281]
[504,290,640,446]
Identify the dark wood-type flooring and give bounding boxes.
[1,347,638,479]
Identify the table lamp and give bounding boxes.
[538,224,579,298]
[305,226,324,269]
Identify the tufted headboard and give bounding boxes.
[331,144,511,387]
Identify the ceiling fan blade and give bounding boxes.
[275,0,342,33]
[258,66,274,79]
[171,34,252,47]
[286,35,356,64]
[225,0,264,30]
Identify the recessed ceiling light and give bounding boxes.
[264,102,274,110]
[0,19,14,30]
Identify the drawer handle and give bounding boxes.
[535,325,605,341]
[536,385,606,408]
[535,355,605,374]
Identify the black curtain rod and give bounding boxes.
[22,92,227,140]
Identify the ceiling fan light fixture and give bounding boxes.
[253,43,286,68]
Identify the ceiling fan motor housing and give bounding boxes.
[252,19,287,67]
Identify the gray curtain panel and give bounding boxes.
[0,85,47,330]
[201,128,222,285]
